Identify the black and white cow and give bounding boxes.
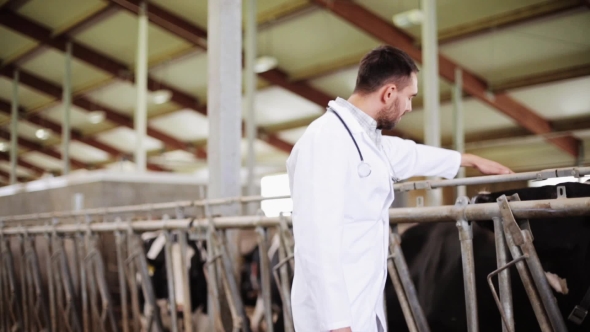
[385,182,590,332]
[139,231,209,331]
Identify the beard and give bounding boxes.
[376,98,404,130]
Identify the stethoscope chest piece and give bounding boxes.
[358,161,371,178]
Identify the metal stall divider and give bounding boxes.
[455,196,478,332]
[44,223,57,332]
[114,217,130,332]
[50,218,82,332]
[18,230,29,332]
[202,198,251,332]
[272,212,295,332]
[83,218,118,332]
[23,227,51,331]
[176,205,194,332]
[388,223,430,332]
[488,194,553,332]
[498,194,568,331]
[162,216,179,332]
[77,217,90,332]
[491,215,514,332]
[125,218,142,332]
[125,220,165,332]
[0,221,23,331]
[255,210,274,332]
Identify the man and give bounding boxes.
[286,45,512,332]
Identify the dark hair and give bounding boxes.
[353,45,419,95]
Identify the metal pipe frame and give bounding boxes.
[389,225,430,332]
[114,224,130,332]
[77,231,89,332]
[126,233,165,332]
[2,167,588,225]
[84,232,118,332]
[492,217,513,332]
[497,195,552,332]
[387,254,419,332]
[19,234,29,332]
[0,196,588,237]
[272,249,294,332]
[255,225,274,332]
[395,166,590,192]
[177,229,194,332]
[163,228,179,332]
[455,197,478,332]
[24,235,50,331]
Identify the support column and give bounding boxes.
[62,41,72,175]
[421,0,442,206]
[134,1,148,173]
[245,0,258,215]
[453,68,466,198]
[10,70,19,185]
[207,0,242,277]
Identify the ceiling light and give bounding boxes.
[255,56,278,73]
[392,9,423,28]
[88,110,106,124]
[35,129,50,140]
[152,89,172,104]
[0,142,7,152]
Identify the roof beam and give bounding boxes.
[0,99,166,172]
[312,0,580,157]
[110,0,418,146]
[0,129,87,169]
[0,151,45,175]
[0,64,206,159]
[2,0,33,10]
[0,8,203,113]
[109,0,299,152]
[437,0,587,45]
[491,63,590,93]
[0,169,29,183]
[6,4,120,66]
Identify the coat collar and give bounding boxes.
[327,99,364,135]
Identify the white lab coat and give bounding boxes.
[286,100,461,331]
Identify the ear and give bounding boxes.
[380,83,397,103]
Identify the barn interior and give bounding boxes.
[0,0,589,331]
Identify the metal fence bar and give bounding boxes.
[455,197,478,332]
[3,167,588,225]
[163,229,179,332]
[0,197,587,236]
[394,166,589,192]
[114,226,130,332]
[493,217,513,332]
[497,195,552,332]
[255,226,274,332]
[177,230,194,332]
[389,226,430,332]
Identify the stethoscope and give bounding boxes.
[329,107,399,182]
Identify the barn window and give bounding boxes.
[260,173,293,217]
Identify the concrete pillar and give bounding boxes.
[421,0,442,206]
[62,41,72,175]
[208,2,243,330]
[245,0,258,215]
[134,1,148,173]
[453,68,466,198]
[10,70,19,185]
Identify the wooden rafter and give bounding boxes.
[0,129,87,169]
[312,0,581,157]
[0,99,166,172]
[110,0,419,147]
[0,152,44,175]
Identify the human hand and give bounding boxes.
[330,328,352,332]
[460,153,514,175]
